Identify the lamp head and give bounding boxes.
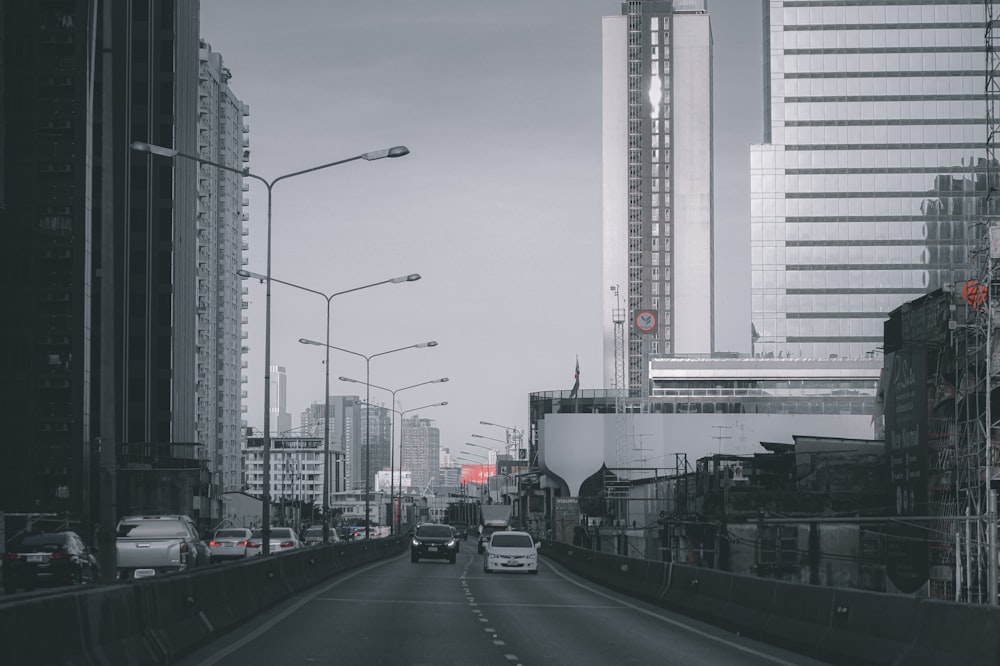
[362,145,410,161]
[338,376,359,383]
[129,141,178,158]
[299,338,322,346]
[390,273,421,284]
[435,377,449,383]
[417,341,438,348]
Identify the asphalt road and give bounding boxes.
[176,546,834,666]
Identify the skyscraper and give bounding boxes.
[750,1,989,359]
[602,0,714,390]
[197,41,250,495]
[400,416,440,493]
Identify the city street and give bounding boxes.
[176,548,833,666]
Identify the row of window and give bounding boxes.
[776,75,979,98]
[760,171,985,193]
[756,243,965,266]
[770,124,981,146]
[779,5,983,28]
[754,267,933,290]
[752,292,917,314]
[752,146,984,170]
[751,196,983,220]
[750,317,895,339]
[781,99,981,122]
[779,50,983,74]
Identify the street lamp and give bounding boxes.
[240,269,420,543]
[301,338,437,538]
[357,399,448,530]
[479,420,525,460]
[340,375,448,535]
[131,139,409,555]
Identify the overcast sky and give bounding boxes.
[199,0,762,459]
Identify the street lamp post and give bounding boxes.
[479,420,524,460]
[340,376,448,535]
[240,269,420,543]
[131,140,409,555]
[301,338,437,538]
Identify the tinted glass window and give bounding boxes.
[15,534,68,550]
[304,529,323,537]
[491,534,533,548]
[117,520,188,537]
[416,525,453,538]
[215,529,247,538]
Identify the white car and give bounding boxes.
[483,530,539,574]
[246,527,300,556]
[208,527,253,562]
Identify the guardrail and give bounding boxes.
[0,536,408,665]
[539,541,1000,666]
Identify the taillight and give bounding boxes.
[246,542,261,549]
[280,541,295,548]
[3,552,19,560]
[208,541,221,547]
[180,542,189,564]
[237,541,249,547]
[50,550,70,560]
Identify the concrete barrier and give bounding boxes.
[661,564,732,624]
[718,571,776,639]
[0,535,408,665]
[816,587,918,665]
[898,598,1000,666]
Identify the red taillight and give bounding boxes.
[3,552,19,560]
[179,542,189,564]
[246,542,261,549]
[279,541,295,548]
[208,540,221,547]
[50,550,70,560]
[237,541,249,547]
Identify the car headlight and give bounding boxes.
[488,553,500,559]
[526,553,537,560]
[447,539,457,547]
[411,539,420,547]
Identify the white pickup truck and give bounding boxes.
[115,515,209,580]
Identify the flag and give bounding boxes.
[569,356,580,398]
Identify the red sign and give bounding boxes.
[461,464,492,485]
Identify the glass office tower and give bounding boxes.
[751,1,991,359]
[603,1,713,389]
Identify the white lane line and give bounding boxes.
[545,561,815,666]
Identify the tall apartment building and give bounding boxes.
[301,395,361,493]
[400,416,441,493]
[0,0,247,532]
[750,1,989,359]
[357,403,391,491]
[197,41,250,495]
[602,0,714,389]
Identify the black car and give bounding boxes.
[410,523,459,564]
[2,531,99,593]
[449,522,469,540]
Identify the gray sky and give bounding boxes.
[199,0,761,458]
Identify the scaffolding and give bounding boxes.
[949,0,1000,604]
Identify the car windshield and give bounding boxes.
[215,529,247,538]
[304,529,323,538]
[117,520,188,538]
[416,525,453,538]
[491,534,533,549]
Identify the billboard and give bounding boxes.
[461,464,493,485]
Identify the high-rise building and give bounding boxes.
[269,364,292,435]
[197,41,250,495]
[750,0,989,359]
[358,403,391,491]
[400,416,441,492]
[300,395,361,493]
[602,0,714,389]
[0,0,248,532]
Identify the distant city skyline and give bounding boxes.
[199,0,762,452]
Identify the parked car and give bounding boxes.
[483,530,538,574]
[301,526,339,546]
[247,527,300,555]
[2,531,100,593]
[115,515,210,580]
[410,523,459,564]
[208,527,253,562]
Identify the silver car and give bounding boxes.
[247,527,300,556]
[208,527,253,562]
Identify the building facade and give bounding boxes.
[0,0,246,532]
[400,416,441,493]
[750,0,990,359]
[602,0,714,390]
[197,41,249,495]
